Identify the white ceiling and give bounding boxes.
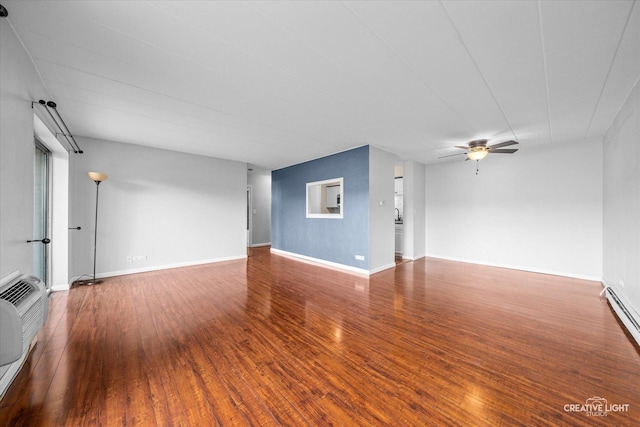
[4,0,640,170]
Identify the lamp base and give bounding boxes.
[73,278,104,287]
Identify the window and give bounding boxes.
[34,140,50,284]
[306,177,343,219]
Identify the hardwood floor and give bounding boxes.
[1,247,639,426]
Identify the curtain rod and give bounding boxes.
[32,99,83,154]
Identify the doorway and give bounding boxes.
[247,185,253,255]
[33,139,51,287]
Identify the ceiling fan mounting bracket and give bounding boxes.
[467,139,488,149]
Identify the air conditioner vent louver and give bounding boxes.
[0,280,35,306]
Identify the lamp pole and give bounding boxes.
[87,172,108,285]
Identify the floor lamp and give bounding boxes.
[87,172,108,285]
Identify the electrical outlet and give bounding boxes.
[355,255,365,261]
[126,255,133,262]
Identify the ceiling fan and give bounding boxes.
[440,139,519,161]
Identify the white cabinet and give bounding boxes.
[395,224,403,255]
[326,185,340,208]
[394,177,403,195]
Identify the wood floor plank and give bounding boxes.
[1,247,639,425]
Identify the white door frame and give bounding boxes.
[246,185,253,248]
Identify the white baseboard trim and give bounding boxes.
[67,255,247,286]
[402,254,426,261]
[602,279,640,347]
[370,262,396,275]
[250,242,271,248]
[51,283,70,292]
[270,248,373,276]
[426,253,601,282]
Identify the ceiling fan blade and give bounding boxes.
[454,145,470,150]
[489,148,518,154]
[438,152,468,159]
[488,140,518,149]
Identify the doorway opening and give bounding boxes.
[247,185,253,256]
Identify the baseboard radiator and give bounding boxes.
[605,287,640,346]
[0,272,49,399]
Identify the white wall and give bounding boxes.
[603,80,640,320]
[425,139,603,280]
[69,138,247,280]
[369,146,396,273]
[0,20,48,279]
[402,161,426,260]
[247,167,271,246]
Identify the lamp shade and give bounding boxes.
[88,172,108,182]
[467,149,489,161]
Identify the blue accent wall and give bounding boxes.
[271,146,369,269]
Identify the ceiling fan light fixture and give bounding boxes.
[467,149,489,161]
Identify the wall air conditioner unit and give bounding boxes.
[0,271,49,399]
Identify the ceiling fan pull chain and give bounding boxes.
[476,160,479,175]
